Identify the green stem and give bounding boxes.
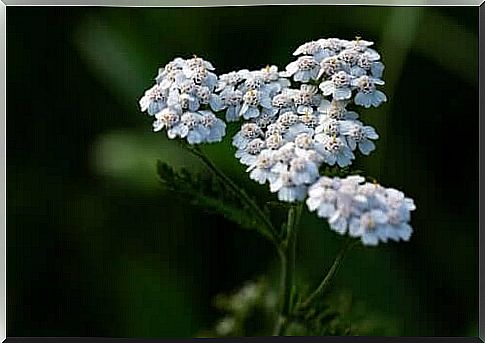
[273,248,288,336]
[273,203,303,336]
[301,238,354,309]
[184,144,278,243]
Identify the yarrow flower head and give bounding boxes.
[282,37,387,108]
[235,114,326,202]
[215,65,289,122]
[140,37,415,246]
[139,56,226,144]
[228,37,386,202]
[306,176,415,246]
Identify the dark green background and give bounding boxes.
[7,6,478,337]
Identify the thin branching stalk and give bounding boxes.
[273,202,303,336]
[301,238,355,309]
[184,143,278,243]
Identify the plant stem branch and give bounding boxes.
[301,238,354,309]
[184,144,278,243]
[273,203,303,336]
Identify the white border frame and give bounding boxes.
[1,0,6,342]
[0,1,481,342]
[0,0,484,6]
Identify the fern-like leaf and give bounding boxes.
[157,160,272,239]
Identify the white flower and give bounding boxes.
[293,41,322,56]
[199,110,227,143]
[232,123,263,149]
[166,111,225,144]
[216,69,248,91]
[253,109,278,129]
[155,57,185,85]
[247,149,277,184]
[337,48,360,66]
[241,72,265,91]
[265,123,286,138]
[239,89,273,119]
[319,71,354,101]
[348,209,389,245]
[269,170,308,202]
[293,40,332,62]
[288,154,320,186]
[299,112,320,129]
[276,111,300,129]
[157,69,185,90]
[258,65,280,83]
[220,88,243,122]
[293,85,322,114]
[307,176,416,246]
[315,134,354,167]
[307,178,338,218]
[153,107,180,132]
[235,138,266,166]
[318,38,348,54]
[344,38,380,60]
[328,178,364,234]
[280,56,320,82]
[385,208,413,242]
[317,100,359,121]
[315,116,341,136]
[351,75,387,108]
[182,57,218,88]
[294,132,315,151]
[339,120,379,155]
[272,90,296,115]
[139,84,168,116]
[168,111,201,142]
[351,51,384,78]
[318,56,347,79]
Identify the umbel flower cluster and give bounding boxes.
[139,56,226,144]
[307,176,415,246]
[139,37,415,246]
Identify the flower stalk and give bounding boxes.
[139,40,417,336]
[301,237,355,309]
[185,143,279,244]
[273,202,303,336]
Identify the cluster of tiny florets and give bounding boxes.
[281,37,387,108]
[139,57,226,144]
[306,175,415,246]
[139,37,415,246]
[231,98,378,202]
[215,65,290,122]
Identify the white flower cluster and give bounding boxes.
[139,37,415,245]
[281,37,387,108]
[307,175,415,246]
[233,118,321,202]
[139,57,226,144]
[226,38,385,203]
[215,65,290,122]
[232,104,378,202]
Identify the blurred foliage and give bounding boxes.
[200,278,277,337]
[201,278,401,337]
[7,5,478,338]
